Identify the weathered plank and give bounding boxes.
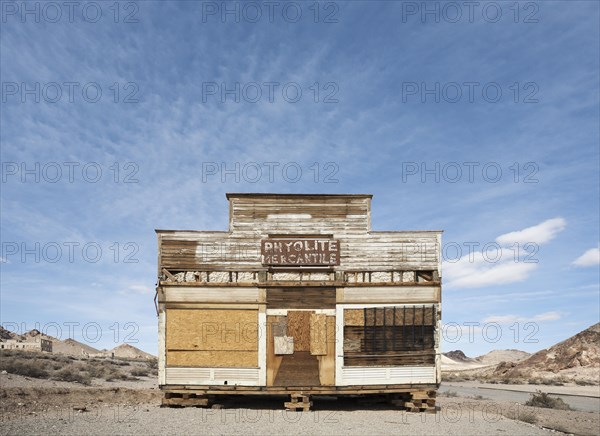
[309,313,327,356]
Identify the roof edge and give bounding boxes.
[226,193,373,199]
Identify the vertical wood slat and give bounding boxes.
[421,305,425,349]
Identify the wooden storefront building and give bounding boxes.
[156,194,442,411]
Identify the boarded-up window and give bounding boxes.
[343,305,437,367]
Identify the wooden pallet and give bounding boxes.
[284,393,312,411]
[389,390,436,413]
[162,392,211,407]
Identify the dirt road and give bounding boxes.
[441,381,600,413]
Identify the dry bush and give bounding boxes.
[52,367,91,385]
[0,358,49,378]
[517,410,537,424]
[131,368,149,377]
[575,379,595,386]
[442,373,465,382]
[525,391,572,410]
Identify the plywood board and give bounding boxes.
[344,309,364,326]
[318,316,336,385]
[166,309,258,351]
[166,350,257,367]
[310,313,327,356]
[287,311,312,352]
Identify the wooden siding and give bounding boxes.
[266,288,336,309]
[158,194,442,391]
[158,232,441,271]
[338,287,440,304]
[161,287,262,303]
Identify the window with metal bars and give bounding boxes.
[343,305,437,366]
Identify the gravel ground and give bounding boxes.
[3,374,596,435]
[1,397,557,436]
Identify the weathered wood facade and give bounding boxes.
[156,194,442,410]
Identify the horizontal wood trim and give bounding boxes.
[266,288,336,309]
[339,287,440,303]
[165,303,261,310]
[160,281,441,287]
[343,354,436,366]
[160,384,439,394]
[161,287,262,303]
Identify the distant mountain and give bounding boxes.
[52,338,102,356]
[443,350,475,362]
[0,326,16,340]
[476,349,530,365]
[3,329,155,360]
[108,343,155,360]
[494,323,600,379]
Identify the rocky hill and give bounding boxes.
[444,350,475,362]
[107,344,155,360]
[1,329,155,359]
[476,349,530,365]
[0,326,16,340]
[494,323,600,383]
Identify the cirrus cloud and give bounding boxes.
[496,217,566,246]
[572,247,600,267]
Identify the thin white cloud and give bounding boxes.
[496,217,566,246]
[572,247,600,267]
[445,259,537,289]
[445,218,567,289]
[483,311,562,324]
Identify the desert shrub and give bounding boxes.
[442,390,458,397]
[442,373,465,382]
[0,359,49,378]
[147,359,158,370]
[575,379,595,386]
[525,391,571,410]
[53,367,91,385]
[539,378,564,386]
[131,368,149,377]
[104,368,128,381]
[517,410,537,424]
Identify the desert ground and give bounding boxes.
[1,368,599,436]
[2,324,599,435]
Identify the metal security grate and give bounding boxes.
[362,305,436,353]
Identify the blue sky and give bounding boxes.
[1,1,598,356]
